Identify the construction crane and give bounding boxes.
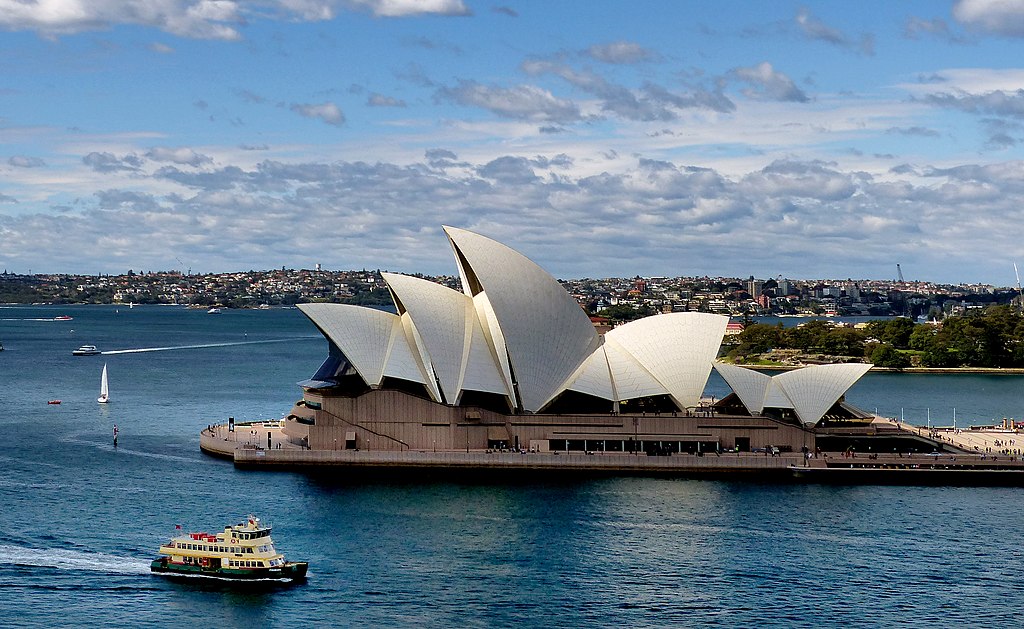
[1015,263,1023,313]
[896,263,904,283]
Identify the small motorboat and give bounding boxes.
[47,400,61,405]
[72,345,101,356]
[54,315,73,321]
[207,307,222,314]
[151,515,308,582]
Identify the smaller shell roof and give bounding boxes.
[298,303,426,389]
[714,362,872,426]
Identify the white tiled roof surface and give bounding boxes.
[775,363,872,425]
[444,226,600,412]
[297,303,401,386]
[714,362,872,425]
[561,345,616,400]
[713,362,772,414]
[382,272,509,403]
[607,312,728,409]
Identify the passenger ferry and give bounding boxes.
[151,515,308,582]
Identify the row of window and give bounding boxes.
[228,559,273,568]
[176,542,255,554]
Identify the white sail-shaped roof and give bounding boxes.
[444,226,600,412]
[298,303,426,388]
[382,272,508,403]
[713,362,772,415]
[384,315,432,388]
[775,363,872,425]
[762,380,795,410]
[473,293,516,399]
[602,338,670,400]
[607,312,728,409]
[713,362,872,426]
[562,344,616,400]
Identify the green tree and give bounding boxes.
[821,327,867,357]
[782,320,833,351]
[735,323,783,354]
[883,317,916,348]
[869,343,911,369]
[909,324,937,351]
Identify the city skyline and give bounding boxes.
[3,1,1024,284]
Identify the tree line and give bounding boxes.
[729,305,1024,369]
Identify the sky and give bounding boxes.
[3,0,1024,284]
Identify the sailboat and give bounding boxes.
[97,363,110,404]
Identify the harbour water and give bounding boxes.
[3,305,1024,627]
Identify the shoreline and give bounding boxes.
[737,364,1024,375]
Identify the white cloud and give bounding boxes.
[438,80,583,123]
[796,7,875,55]
[289,102,346,126]
[954,0,1024,37]
[0,0,246,39]
[350,0,469,17]
[0,0,468,40]
[146,147,214,167]
[7,144,1024,283]
[367,93,407,107]
[732,62,809,103]
[585,41,653,64]
[8,156,46,168]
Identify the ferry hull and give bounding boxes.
[150,558,308,582]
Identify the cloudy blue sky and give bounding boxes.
[3,0,1024,284]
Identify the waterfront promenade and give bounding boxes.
[201,420,1024,482]
[201,422,802,476]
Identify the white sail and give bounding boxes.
[98,363,110,403]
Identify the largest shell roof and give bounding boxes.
[298,226,729,413]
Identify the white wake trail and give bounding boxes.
[101,337,318,355]
[0,545,151,575]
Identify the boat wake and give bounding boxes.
[57,435,202,464]
[101,337,318,355]
[0,545,151,575]
[0,318,71,322]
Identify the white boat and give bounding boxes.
[207,307,222,314]
[72,344,101,356]
[97,363,110,403]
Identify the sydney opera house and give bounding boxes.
[278,226,873,457]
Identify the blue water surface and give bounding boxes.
[2,305,1024,627]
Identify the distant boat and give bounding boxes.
[47,400,61,405]
[97,363,110,404]
[54,315,73,321]
[72,344,101,356]
[207,307,222,314]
